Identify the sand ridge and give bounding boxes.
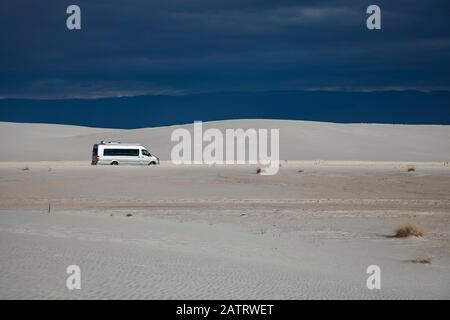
[1,120,449,161]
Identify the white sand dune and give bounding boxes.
[1,120,449,161]
[1,120,450,299]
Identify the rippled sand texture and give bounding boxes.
[1,162,449,299]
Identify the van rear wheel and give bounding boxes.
[111,161,119,165]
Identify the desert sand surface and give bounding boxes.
[1,161,450,299]
[0,121,449,299]
[1,119,450,161]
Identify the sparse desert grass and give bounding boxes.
[394,223,424,238]
[407,165,416,172]
[297,169,304,173]
[20,166,30,171]
[126,213,133,217]
[409,256,432,264]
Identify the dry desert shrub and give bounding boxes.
[410,256,432,264]
[21,166,30,171]
[256,167,265,174]
[407,165,416,172]
[394,224,424,238]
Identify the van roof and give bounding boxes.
[99,142,143,147]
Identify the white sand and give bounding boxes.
[0,121,449,299]
[1,162,450,299]
[1,120,450,161]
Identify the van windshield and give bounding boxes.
[142,149,151,156]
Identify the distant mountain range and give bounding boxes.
[1,90,449,128]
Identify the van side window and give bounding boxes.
[104,149,139,156]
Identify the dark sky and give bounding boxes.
[0,0,449,126]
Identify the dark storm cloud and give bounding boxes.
[1,0,450,98]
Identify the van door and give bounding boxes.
[127,149,141,165]
[137,148,147,165]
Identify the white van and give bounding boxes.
[91,141,160,165]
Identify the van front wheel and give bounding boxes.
[111,161,119,165]
[148,161,156,165]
